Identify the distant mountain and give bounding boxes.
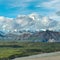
[0,13,60,42]
[28,30,60,42]
[0,30,60,42]
[0,31,5,37]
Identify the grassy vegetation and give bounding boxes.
[0,42,60,60]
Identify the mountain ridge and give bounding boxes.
[0,30,60,42]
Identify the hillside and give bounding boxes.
[0,30,60,42]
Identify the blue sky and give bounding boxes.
[0,0,60,18]
[0,0,60,32]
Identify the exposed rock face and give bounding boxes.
[30,30,60,42]
[0,30,60,42]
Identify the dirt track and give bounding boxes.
[27,55,60,60]
[13,52,60,60]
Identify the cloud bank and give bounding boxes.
[0,13,60,33]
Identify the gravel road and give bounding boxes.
[12,52,60,60]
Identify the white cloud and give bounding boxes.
[40,0,60,11]
[56,11,60,16]
[41,16,50,26]
[37,0,60,22]
[49,13,60,21]
[0,16,14,32]
[28,13,41,21]
[0,16,5,21]
[15,13,60,31]
[7,0,34,8]
[36,0,60,11]
[0,13,60,33]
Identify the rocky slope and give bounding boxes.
[0,30,60,42]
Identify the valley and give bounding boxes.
[0,42,60,60]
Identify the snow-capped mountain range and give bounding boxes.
[0,13,60,33]
[0,13,60,42]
